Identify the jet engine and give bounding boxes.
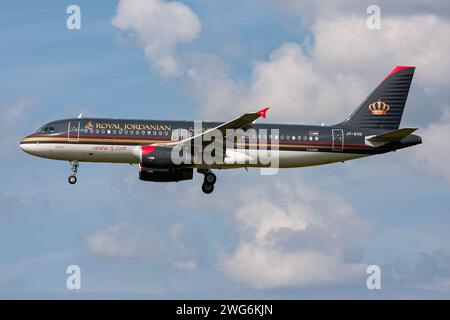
[138,145,193,182]
[139,145,190,169]
[139,166,193,182]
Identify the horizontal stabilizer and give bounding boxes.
[366,128,417,146]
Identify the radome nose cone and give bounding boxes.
[19,142,27,152]
[19,140,32,154]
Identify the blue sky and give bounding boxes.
[1,0,450,299]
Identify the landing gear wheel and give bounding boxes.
[204,172,216,185]
[68,175,77,184]
[202,182,214,194]
[68,160,79,185]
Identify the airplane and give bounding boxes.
[20,66,422,194]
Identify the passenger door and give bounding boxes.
[68,121,80,142]
[332,129,344,151]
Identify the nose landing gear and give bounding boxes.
[68,160,79,185]
[199,170,217,194]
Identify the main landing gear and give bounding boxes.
[199,170,217,194]
[68,160,79,185]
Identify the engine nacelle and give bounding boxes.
[139,167,193,182]
[140,145,189,169]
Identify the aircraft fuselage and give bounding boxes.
[20,118,421,168]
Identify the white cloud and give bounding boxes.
[174,259,197,271]
[85,223,140,257]
[112,0,201,77]
[278,0,450,23]
[221,245,363,288]
[411,111,450,184]
[186,46,367,124]
[168,178,372,289]
[85,220,201,266]
[311,15,450,89]
[186,14,450,126]
[165,174,374,289]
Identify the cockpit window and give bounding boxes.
[36,126,55,134]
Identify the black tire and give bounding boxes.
[68,175,77,184]
[202,182,214,194]
[204,172,216,185]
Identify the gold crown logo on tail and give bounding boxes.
[369,99,390,115]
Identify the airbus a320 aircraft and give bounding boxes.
[20,66,421,194]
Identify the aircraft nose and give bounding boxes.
[20,139,28,152]
[19,138,34,155]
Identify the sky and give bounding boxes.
[1,0,450,299]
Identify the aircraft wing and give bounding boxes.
[155,107,270,147]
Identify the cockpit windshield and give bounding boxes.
[36,126,55,134]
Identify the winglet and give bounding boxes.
[256,107,270,119]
